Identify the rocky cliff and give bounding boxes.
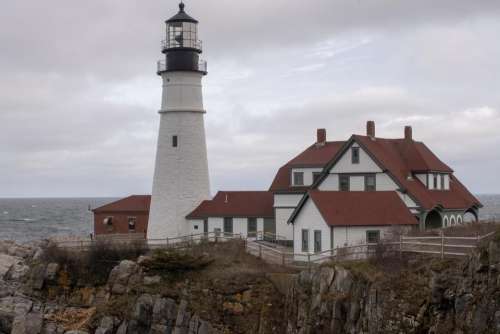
[1,236,500,334]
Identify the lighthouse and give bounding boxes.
[147,3,211,239]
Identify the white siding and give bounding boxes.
[416,174,427,187]
[318,174,339,191]
[444,174,450,190]
[292,199,331,257]
[189,219,204,234]
[208,217,223,232]
[274,194,303,208]
[376,173,398,190]
[350,176,365,191]
[290,168,323,186]
[276,208,294,239]
[332,226,394,248]
[330,144,382,174]
[233,218,247,237]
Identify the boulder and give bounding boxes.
[0,253,20,279]
[144,275,161,285]
[107,260,140,295]
[174,300,191,334]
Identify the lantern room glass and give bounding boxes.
[167,22,198,49]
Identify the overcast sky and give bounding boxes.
[1,0,500,197]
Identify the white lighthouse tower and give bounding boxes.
[148,3,210,239]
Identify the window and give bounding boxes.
[433,174,438,189]
[314,230,322,253]
[440,174,445,190]
[339,175,350,191]
[366,230,380,244]
[351,147,360,164]
[247,218,257,237]
[203,219,208,233]
[172,135,178,147]
[301,229,309,252]
[194,225,199,230]
[223,217,233,236]
[293,172,304,186]
[128,217,137,231]
[365,174,376,191]
[313,172,322,184]
[103,217,113,226]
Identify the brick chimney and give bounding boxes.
[366,121,375,138]
[316,128,326,146]
[404,126,413,141]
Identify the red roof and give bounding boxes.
[186,191,274,219]
[301,191,418,226]
[92,195,151,213]
[354,135,481,210]
[269,141,345,192]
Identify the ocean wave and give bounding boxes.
[0,218,38,223]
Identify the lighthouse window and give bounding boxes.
[172,136,178,147]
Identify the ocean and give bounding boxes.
[1,195,500,242]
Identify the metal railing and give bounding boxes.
[161,39,202,51]
[156,59,207,73]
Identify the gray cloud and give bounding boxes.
[1,0,500,197]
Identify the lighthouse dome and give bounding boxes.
[166,3,198,24]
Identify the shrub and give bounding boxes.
[42,240,148,286]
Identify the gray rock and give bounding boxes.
[174,300,191,334]
[64,331,89,334]
[144,275,161,285]
[45,263,59,282]
[132,294,154,327]
[0,253,20,279]
[11,311,43,334]
[107,260,140,295]
[95,316,115,334]
[29,264,47,290]
[152,297,177,325]
[333,266,353,293]
[115,321,127,334]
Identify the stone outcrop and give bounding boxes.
[283,238,500,334]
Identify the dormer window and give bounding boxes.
[433,174,438,189]
[352,147,360,164]
[293,172,304,186]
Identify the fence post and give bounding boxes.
[399,234,403,259]
[282,253,285,266]
[440,230,444,260]
[259,245,262,259]
[166,237,169,248]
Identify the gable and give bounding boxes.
[329,142,383,174]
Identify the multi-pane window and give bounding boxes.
[203,219,208,233]
[366,230,380,243]
[440,174,445,190]
[223,217,233,236]
[314,230,322,253]
[247,218,257,237]
[128,217,137,231]
[433,174,438,189]
[339,175,350,191]
[302,229,309,252]
[352,147,360,164]
[313,172,322,184]
[365,174,376,191]
[172,135,178,147]
[167,22,198,49]
[293,172,304,186]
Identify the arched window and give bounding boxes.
[443,216,449,227]
[450,216,456,226]
[457,216,463,225]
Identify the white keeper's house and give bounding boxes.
[186,123,482,255]
[95,3,482,255]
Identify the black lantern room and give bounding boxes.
[158,3,207,75]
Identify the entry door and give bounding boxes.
[203,219,208,234]
[263,218,276,240]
